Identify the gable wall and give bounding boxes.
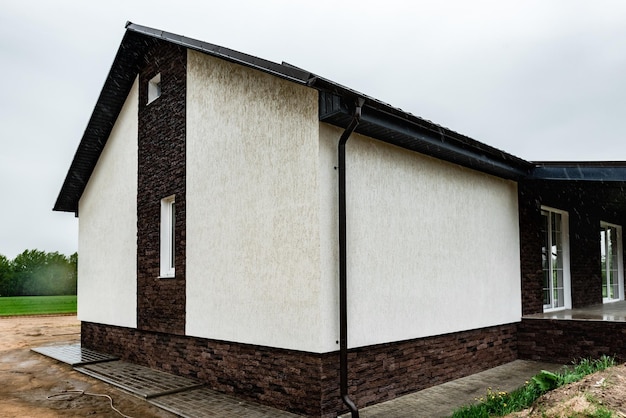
[319,124,522,349]
[185,50,324,351]
[77,78,138,328]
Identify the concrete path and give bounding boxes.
[341,360,562,417]
[33,344,562,417]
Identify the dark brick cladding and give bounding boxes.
[81,321,517,417]
[136,41,187,334]
[518,184,544,315]
[519,319,626,364]
[519,180,626,315]
[327,323,518,414]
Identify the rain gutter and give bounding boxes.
[530,163,626,181]
[338,97,365,418]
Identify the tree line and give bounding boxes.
[0,250,77,296]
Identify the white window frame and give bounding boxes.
[160,195,175,278]
[600,221,624,303]
[541,206,572,312]
[148,73,162,104]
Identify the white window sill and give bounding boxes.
[543,306,569,313]
[603,298,623,304]
[159,274,175,279]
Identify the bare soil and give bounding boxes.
[0,315,176,418]
[506,364,626,417]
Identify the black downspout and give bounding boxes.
[338,98,365,418]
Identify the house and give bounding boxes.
[54,22,626,417]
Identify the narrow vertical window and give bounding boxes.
[170,200,175,270]
[160,195,175,277]
[148,73,162,104]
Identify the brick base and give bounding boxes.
[341,323,518,409]
[82,322,518,417]
[518,319,626,364]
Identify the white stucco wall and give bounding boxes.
[77,78,138,328]
[185,51,324,351]
[319,124,522,349]
[185,49,520,352]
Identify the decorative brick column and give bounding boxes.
[136,40,187,334]
[518,182,544,315]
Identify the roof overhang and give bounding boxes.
[54,22,626,215]
[53,29,150,213]
[54,23,319,214]
[530,162,626,182]
[525,163,626,216]
[317,89,532,180]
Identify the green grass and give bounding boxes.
[0,295,77,316]
[451,356,616,418]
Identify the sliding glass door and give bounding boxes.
[541,207,571,311]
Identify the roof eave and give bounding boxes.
[529,162,626,182]
[317,89,532,180]
[56,22,568,215]
[126,22,313,85]
[53,29,151,213]
[54,23,319,213]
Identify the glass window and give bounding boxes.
[541,207,571,311]
[600,222,623,302]
[160,195,175,278]
[148,73,162,104]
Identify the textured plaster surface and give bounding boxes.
[185,50,323,351]
[319,124,522,348]
[78,78,138,328]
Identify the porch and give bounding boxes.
[519,167,626,316]
[524,300,626,322]
[519,301,626,364]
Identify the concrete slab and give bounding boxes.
[31,343,118,366]
[524,300,626,322]
[340,359,563,417]
[149,387,301,418]
[75,361,203,398]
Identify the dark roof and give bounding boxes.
[530,162,626,182]
[317,88,531,179]
[54,23,317,213]
[53,22,626,214]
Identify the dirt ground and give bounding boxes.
[0,315,176,418]
[506,364,626,417]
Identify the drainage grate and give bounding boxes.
[75,361,203,398]
[34,344,302,416]
[32,343,118,366]
[149,387,302,418]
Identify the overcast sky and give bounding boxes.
[1,0,625,259]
